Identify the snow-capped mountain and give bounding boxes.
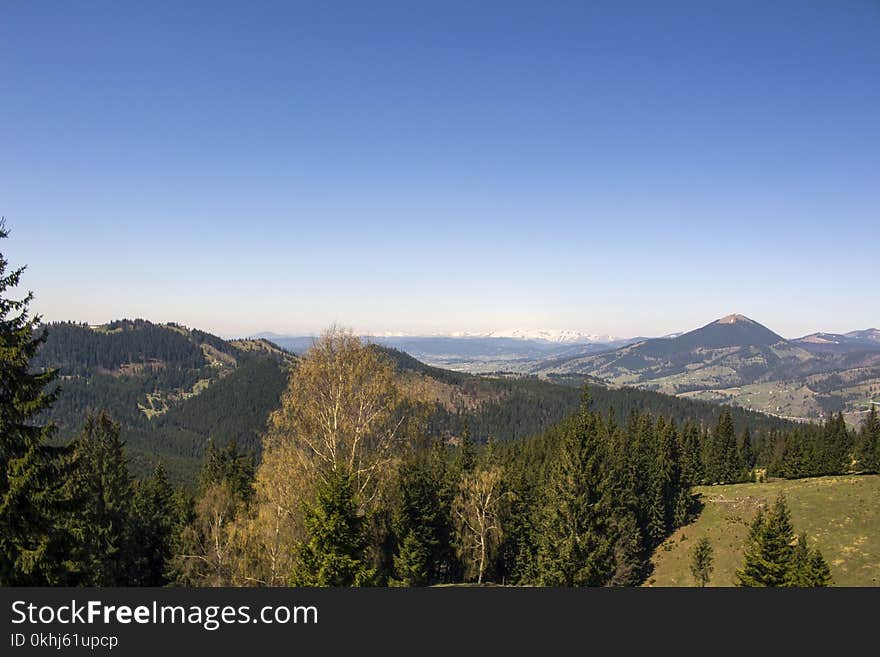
[444,329,623,344]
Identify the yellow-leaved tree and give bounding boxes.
[238,326,423,585]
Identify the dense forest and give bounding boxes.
[3,225,878,587]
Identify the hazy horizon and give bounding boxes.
[4,2,878,339]
[15,309,879,343]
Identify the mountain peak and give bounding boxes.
[715,313,753,325]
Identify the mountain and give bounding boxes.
[533,314,802,385]
[533,314,880,425]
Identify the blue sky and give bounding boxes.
[2,1,878,338]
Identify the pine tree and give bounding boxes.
[689,537,714,587]
[291,469,374,586]
[0,221,71,585]
[66,412,133,586]
[535,395,612,586]
[737,495,795,587]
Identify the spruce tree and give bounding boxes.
[455,420,476,474]
[679,423,703,487]
[646,420,681,545]
[200,440,255,502]
[820,413,849,475]
[67,412,133,586]
[785,533,832,587]
[737,495,795,587]
[536,394,612,586]
[129,462,176,586]
[740,427,756,474]
[709,411,739,483]
[607,511,645,586]
[805,549,833,587]
[291,469,374,586]
[390,451,452,586]
[0,221,70,585]
[856,406,879,473]
[390,530,430,587]
[689,537,714,587]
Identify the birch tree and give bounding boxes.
[452,465,507,584]
[264,326,412,507]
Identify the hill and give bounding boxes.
[34,320,294,482]
[647,475,880,587]
[534,314,880,426]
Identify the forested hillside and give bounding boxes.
[33,320,292,481]
[32,323,800,483]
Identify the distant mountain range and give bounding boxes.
[255,328,625,344]
[256,315,880,424]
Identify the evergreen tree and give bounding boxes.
[66,412,133,586]
[820,413,849,475]
[740,427,756,473]
[785,533,832,587]
[390,530,430,587]
[535,395,612,586]
[679,423,703,487]
[709,410,739,484]
[778,429,810,479]
[200,440,255,502]
[737,495,795,587]
[389,449,453,586]
[607,511,645,586]
[646,420,681,544]
[856,406,879,473]
[0,221,70,585]
[689,537,714,587]
[454,420,476,474]
[291,469,374,586]
[129,463,176,586]
[805,549,833,587]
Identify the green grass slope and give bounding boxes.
[647,475,880,587]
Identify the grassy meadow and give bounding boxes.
[647,474,880,587]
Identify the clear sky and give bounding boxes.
[2,1,878,339]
